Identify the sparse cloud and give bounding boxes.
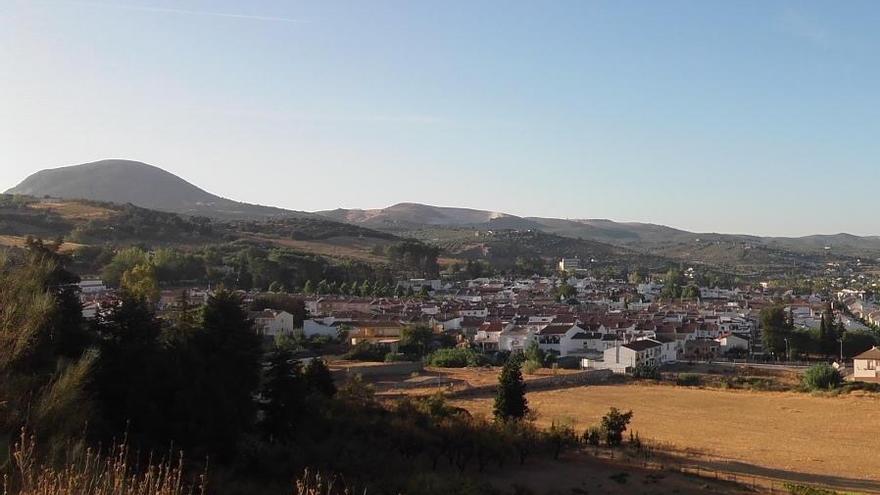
[778,8,830,48]
[56,1,309,24]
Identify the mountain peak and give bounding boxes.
[6,159,304,220]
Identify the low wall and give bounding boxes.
[332,361,424,379]
[447,368,613,398]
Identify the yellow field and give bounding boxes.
[0,235,85,253]
[27,200,115,220]
[453,383,880,492]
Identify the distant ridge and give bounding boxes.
[5,159,307,220]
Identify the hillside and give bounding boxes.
[318,202,517,229]
[320,203,880,264]
[6,159,307,220]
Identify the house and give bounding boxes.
[590,340,662,373]
[302,317,352,338]
[716,333,749,353]
[536,324,587,357]
[853,346,880,382]
[498,325,536,352]
[251,310,295,337]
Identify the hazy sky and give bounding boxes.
[2,1,879,236]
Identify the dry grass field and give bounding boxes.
[452,383,880,493]
[0,234,85,253]
[26,200,116,220]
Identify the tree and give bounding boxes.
[0,247,94,442]
[600,407,633,447]
[191,289,263,458]
[259,348,306,442]
[302,279,314,295]
[400,324,435,357]
[120,263,160,303]
[761,305,792,358]
[524,340,546,367]
[304,358,337,398]
[556,282,577,301]
[92,295,165,445]
[494,356,528,421]
[545,421,578,460]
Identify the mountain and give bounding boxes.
[318,203,521,229]
[317,203,880,262]
[5,159,306,220]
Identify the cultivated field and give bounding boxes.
[452,382,880,493]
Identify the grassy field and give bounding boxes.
[26,200,116,220]
[0,234,85,253]
[452,382,880,493]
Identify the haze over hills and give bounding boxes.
[6,159,880,260]
[5,159,308,220]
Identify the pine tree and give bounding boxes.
[260,348,305,442]
[494,356,528,421]
[302,279,314,295]
[304,358,337,397]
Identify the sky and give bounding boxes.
[1,0,879,237]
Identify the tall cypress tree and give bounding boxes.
[494,356,528,421]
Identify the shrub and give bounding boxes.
[343,342,386,362]
[783,483,839,495]
[632,363,660,380]
[384,352,411,362]
[600,407,633,447]
[583,426,602,447]
[522,359,542,375]
[426,347,479,368]
[802,364,842,391]
[675,373,702,386]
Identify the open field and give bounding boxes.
[452,382,880,493]
[27,200,116,220]
[0,234,86,253]
[253,235,393,263]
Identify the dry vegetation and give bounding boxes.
[253,236,393,264]
[451,383,880,493]
[26,201,116,221]
[0,235,85,253]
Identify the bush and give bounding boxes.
[384,352,411,362]
[784,483,839,495]
[522,359,542,375]
[343,342,386,362]
[426,347,480,368]
[802,364,842,391]
[632,363,660,380]
[583,426,602,447]
[675,373,702,386]
[600,407,633,447]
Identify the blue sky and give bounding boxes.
[1,0,878,236]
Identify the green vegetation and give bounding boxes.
[600,407,634,447]
[493,357,529,421]
[675,373,702,386]
[426,347,480,367]
[802,364,843,391]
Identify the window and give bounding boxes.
[868,360,876,370]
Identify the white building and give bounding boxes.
[853,346,880,382]
[252,310,295,337]
[302,316,352,338]
[585,340,663,374]
[558,258,580,272]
